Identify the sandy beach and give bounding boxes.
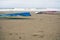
[0,11,60,40]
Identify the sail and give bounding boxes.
[0,12,31,17]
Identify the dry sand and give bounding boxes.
[0,12,60,40]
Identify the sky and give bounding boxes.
[0,0,60,8]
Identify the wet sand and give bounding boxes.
[0,12,60,40]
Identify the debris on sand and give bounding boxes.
[19,37,22,39]
[15,33,18,35]
[9,33,13,35]
[0,26,2,29]
[32,32,45,38]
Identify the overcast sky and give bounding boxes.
[0,0,60,8]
